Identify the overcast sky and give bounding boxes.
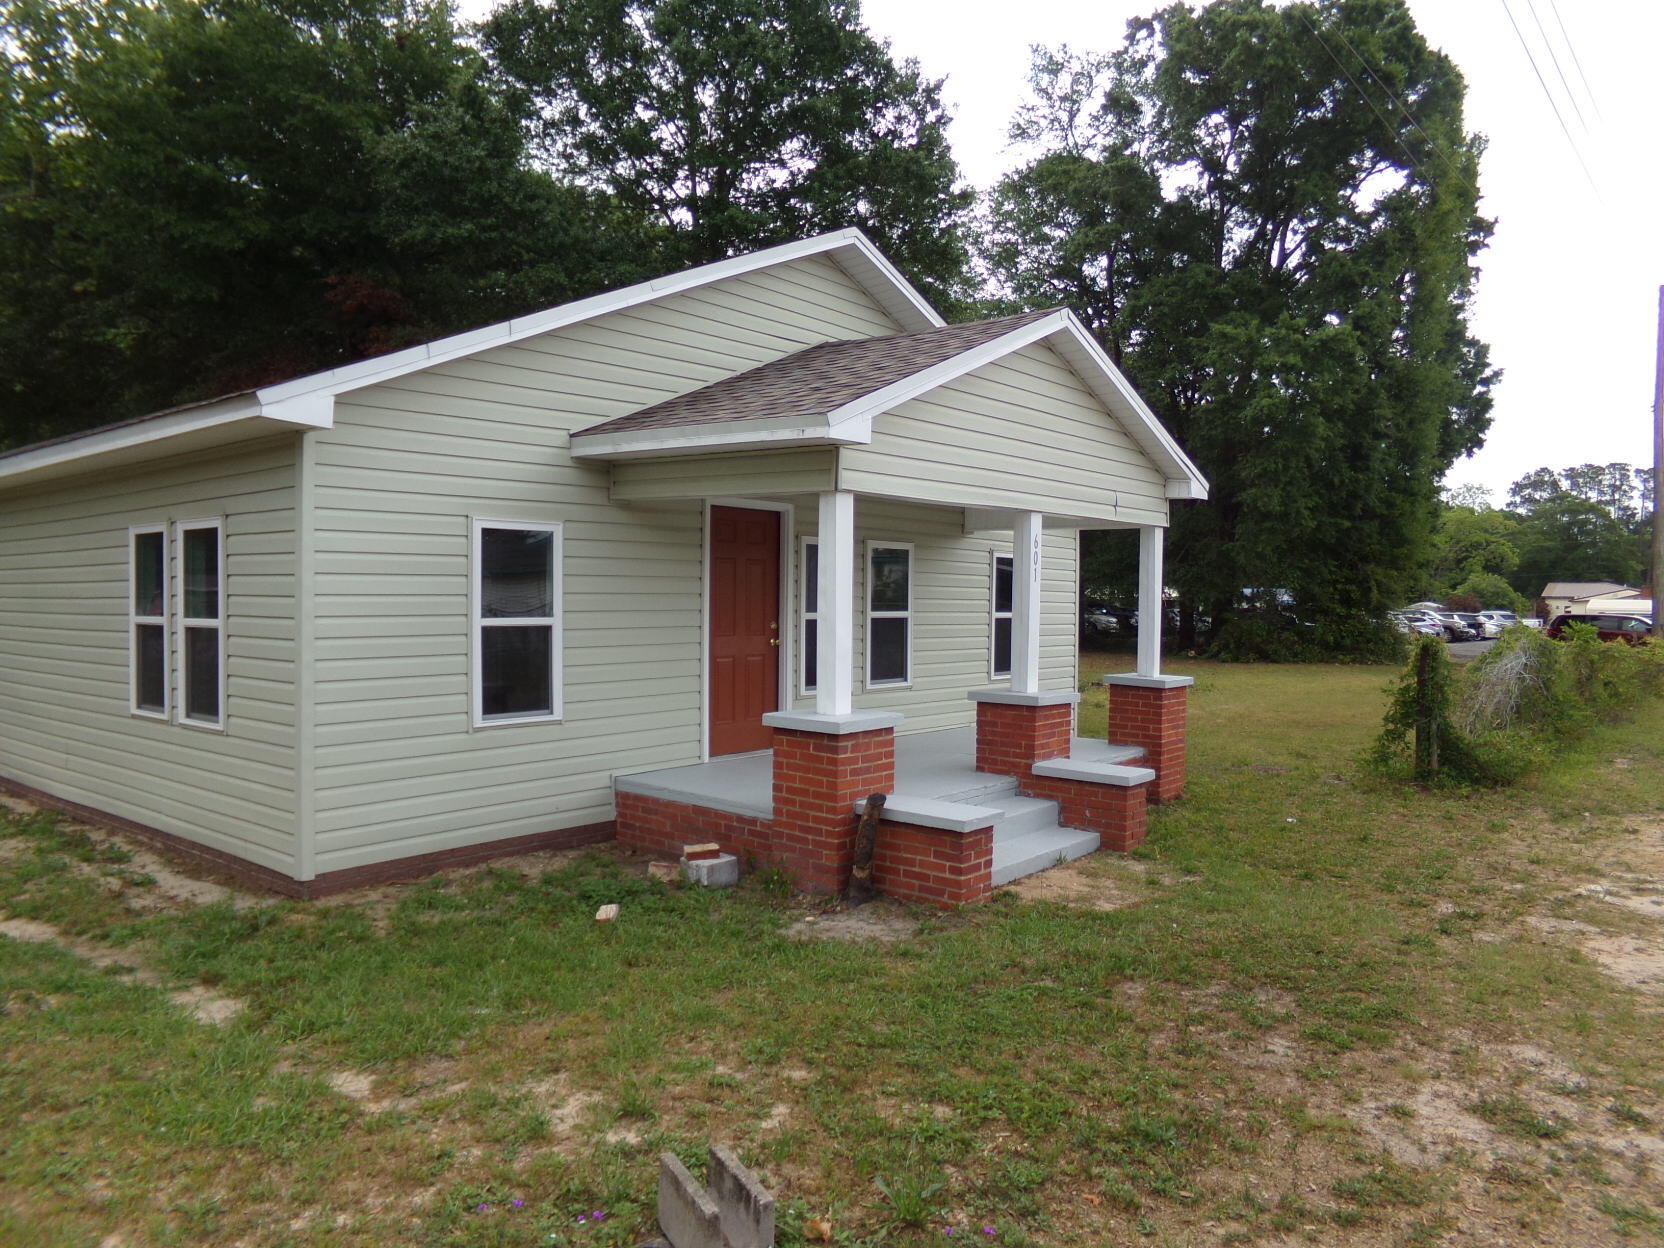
[465,0,1661,505]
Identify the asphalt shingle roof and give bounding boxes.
[576,309,1058,437]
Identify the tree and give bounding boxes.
[1509,495,1646,594]
[0,0,657,447]
[1499,463,1651,597]
[480,0,975,309]
[1429,505,1519,591]
[986,0,1495,652]
[1508,463,1653,530]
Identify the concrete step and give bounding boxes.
[932,772,1020,804]
[1073,738,1145,765]
[991,824,1101,887]
[981,793,1062,837]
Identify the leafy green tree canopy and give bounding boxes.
[480,0,975,307]
[987,0,1495,648]
[0,0,658,447]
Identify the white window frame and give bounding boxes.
[990,551,1014,680]
[799,536,819,696]
[129,523,170,719]
[864,540,913,689]
[175,518,226,731]
[471,518,563,728]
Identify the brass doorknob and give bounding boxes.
[769,638,781,647]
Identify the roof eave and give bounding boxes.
[0,392,326,491]
[570,418,868,461]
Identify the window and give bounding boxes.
[473,521,562,724]
[130,526,168,717]
[865,542,912,687]
[990,553,1014,678]
[177,520,224,728]
[801,539,819,693]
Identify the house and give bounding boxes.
[0,230,1207,905]
[1537,581,1638,620]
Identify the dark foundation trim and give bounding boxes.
[0,774,616,899]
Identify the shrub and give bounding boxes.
[1209,615,1407,664]
[1373,624,1664,786]
[1372,636,1512,784]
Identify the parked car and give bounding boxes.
[1456,612,1500,639]
[1545,613,1654,644]
[1428,612,1479,641]
[1080,603,1134,639]
[1477,610,1519,630]
[1389,612,1443,637]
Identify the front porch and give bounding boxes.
[614,664,1190,906]
[616,725,1150,888]
[571,307,1208,905]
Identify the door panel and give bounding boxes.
[709,506,781,754]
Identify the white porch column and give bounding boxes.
[1137,524,1164,677]
[816,490,856,716]
[1012,511,1044,694]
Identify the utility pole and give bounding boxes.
[1654,285,1664,638]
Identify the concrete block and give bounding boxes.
[708,1145,775,1248]
[658,1153,724,1248]
[682,852,739,888]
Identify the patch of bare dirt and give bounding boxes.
[0,915,246,1026]
[998,853,1176,910]
[784,900,916,942]
[1580,932,1664,996]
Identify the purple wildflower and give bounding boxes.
[511,1199,525,1209]
[592,1210,607,1221]
[476,1203,491,1213]
[983,1228,997,1237]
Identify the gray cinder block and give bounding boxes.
[657,1152,724,1248]
[681,852,739,888]
[708,1145,775,1248]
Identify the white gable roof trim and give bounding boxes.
[0,230,941,490]
[569,309,1211,501]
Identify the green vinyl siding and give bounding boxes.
[0,439,299,874]
[305,254,903,875]
[840,340,1170,525]
[792,497,1078,732]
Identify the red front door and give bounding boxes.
[709,506,781,755]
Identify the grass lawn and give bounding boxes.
[3,655,1663,1246]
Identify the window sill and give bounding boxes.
[474,713,565,729]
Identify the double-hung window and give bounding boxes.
[130,526,169,717]
[800,539,819,694]
[990,553,1014,679]
[177,520,225,728]
[865,542,912,687]
[473,520,562,725]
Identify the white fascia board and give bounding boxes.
[570,419,869,461]
[1045,315,1210,501]
[829,236,946,331]
[823,311,1071,438]
[255,229,941,407]
[0,393,266,486]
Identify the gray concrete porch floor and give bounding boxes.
[612,726,1140,823]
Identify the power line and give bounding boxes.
[1525,0,1586,130]
[1497,0,1599,198]
[1547,0,1602,121]
[1295,9,1433,188]
[1320,19,1477,197]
